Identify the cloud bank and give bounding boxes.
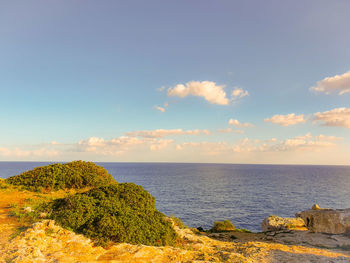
[0,131,345,164]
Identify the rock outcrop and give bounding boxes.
[2,219,349,262]
[297,207,350,234]
[261,215,306,232]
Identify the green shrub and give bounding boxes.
[48,183,177,246]
[210,220,235,232]
[5,161,115,191]
[234,228,252,233]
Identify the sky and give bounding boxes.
[0,0,349,164]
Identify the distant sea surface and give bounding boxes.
[1,162,350,232]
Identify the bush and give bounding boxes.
[210,220,235,232]
[5,161,115,191]
[48,183,177,246]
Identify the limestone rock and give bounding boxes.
[1,219,349,262]
[297,208,350,234]
[261,215,306,232]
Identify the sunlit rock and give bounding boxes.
[261,215,306,232]
[297,207,350,234]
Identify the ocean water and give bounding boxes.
[1,162,350,232]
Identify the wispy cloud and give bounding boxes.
[228,119,254,127]
[313,107,350,128]
[310,71,350,95]
[155,106,166,112]
[126,129,211,138]
[231,87,249,100]
[154,102,168,113]
[264,113,306,126]
[272,133,342,151]
[0,147,59,158]
[177,133,341,154]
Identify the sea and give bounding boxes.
[1,162,349,232]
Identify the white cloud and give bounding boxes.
[66,133,344,156]
[313,107,350,128]
[150,139,174,151]
[74,128,211,156]
[228,119,254,127]
[167,81,229,105]
[231,87,249,100]
[126,129,210,138]
[0,130,346,164]
[78,137,105,147]
[76,136,171,155]
[310,71,350,95]
[264,113,306,126]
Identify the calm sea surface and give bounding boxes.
[1,162,350,232]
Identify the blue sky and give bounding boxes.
[0,0,349,164]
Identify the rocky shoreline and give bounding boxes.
[2,218,350,263]
[0,188,349,262]
[1,174,350,263]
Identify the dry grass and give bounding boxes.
[0,180,91,246]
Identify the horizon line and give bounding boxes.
[0,160,349,167]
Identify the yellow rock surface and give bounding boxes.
[1,220,349,263]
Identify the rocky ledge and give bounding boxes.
[297,206,350,234]
[261,215,306,232]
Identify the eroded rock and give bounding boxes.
[297,207,350,234]
[261,215,306,232]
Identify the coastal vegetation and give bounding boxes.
[3,161,177,247]
[210,220,235,232]
[5,161,114,191]
[49,183,177,246]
